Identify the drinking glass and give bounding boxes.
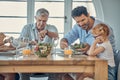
[22,37,29,46]
[52,37,59,56]
[21,37,31,56]
[10,38,22,59]
[64,46,73,58]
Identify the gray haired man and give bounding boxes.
[19,8,58,80]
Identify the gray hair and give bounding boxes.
[35,8,49,17]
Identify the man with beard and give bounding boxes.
[60,6,116,80]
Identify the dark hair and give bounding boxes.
[72,6,88,18]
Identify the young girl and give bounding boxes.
[78,23,115,80]
[62,23,115,80]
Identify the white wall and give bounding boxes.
[94,0,120,50]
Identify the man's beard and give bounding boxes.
[81,22,89,30]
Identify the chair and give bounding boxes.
[0,74,4,80]
[114,49,120,80]
[117,63,120,80]
[15,73,20,80]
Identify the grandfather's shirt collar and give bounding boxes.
[32,23,48,43]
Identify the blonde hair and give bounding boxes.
[92,23,109,37]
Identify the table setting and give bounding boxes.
[0,34,87,61]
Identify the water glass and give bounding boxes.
[10,38,22,59]
[52,37,59,55]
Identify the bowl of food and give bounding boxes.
[71,43,86,55]
[34,43,52,57]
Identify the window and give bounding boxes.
[0,0,96,46]
[0,1,27,37]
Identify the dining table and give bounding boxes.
[0,51,108,80]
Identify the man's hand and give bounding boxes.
[38,30,48,41]
[29,40,38,45]
[60,38,68,49]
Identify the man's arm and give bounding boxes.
[87,38,105,56]
[39,30,58,40]
[47,30,58,39]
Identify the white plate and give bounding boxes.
[0,50,16,55]
[73,51,85,55]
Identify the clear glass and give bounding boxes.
[21,37,31,56]
[22,37,29,46]
[52,37,59,56]
[22,47,31,57]
[64,46,73,58]
[10,38,22,59]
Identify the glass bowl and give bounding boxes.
[71,43,86,55]
[34,43,52,57]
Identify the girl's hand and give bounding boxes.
[94,38,101,44]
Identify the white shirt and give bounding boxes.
[97,41,115,67]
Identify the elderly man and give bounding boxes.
[19,8,58,80]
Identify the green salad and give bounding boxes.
[34,43,52,57]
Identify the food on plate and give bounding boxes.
[0,45,15,52]
[72,43,85,49]
[0,32,15,52]
[71,43,86,55]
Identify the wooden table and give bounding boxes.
[0,54,108,80]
